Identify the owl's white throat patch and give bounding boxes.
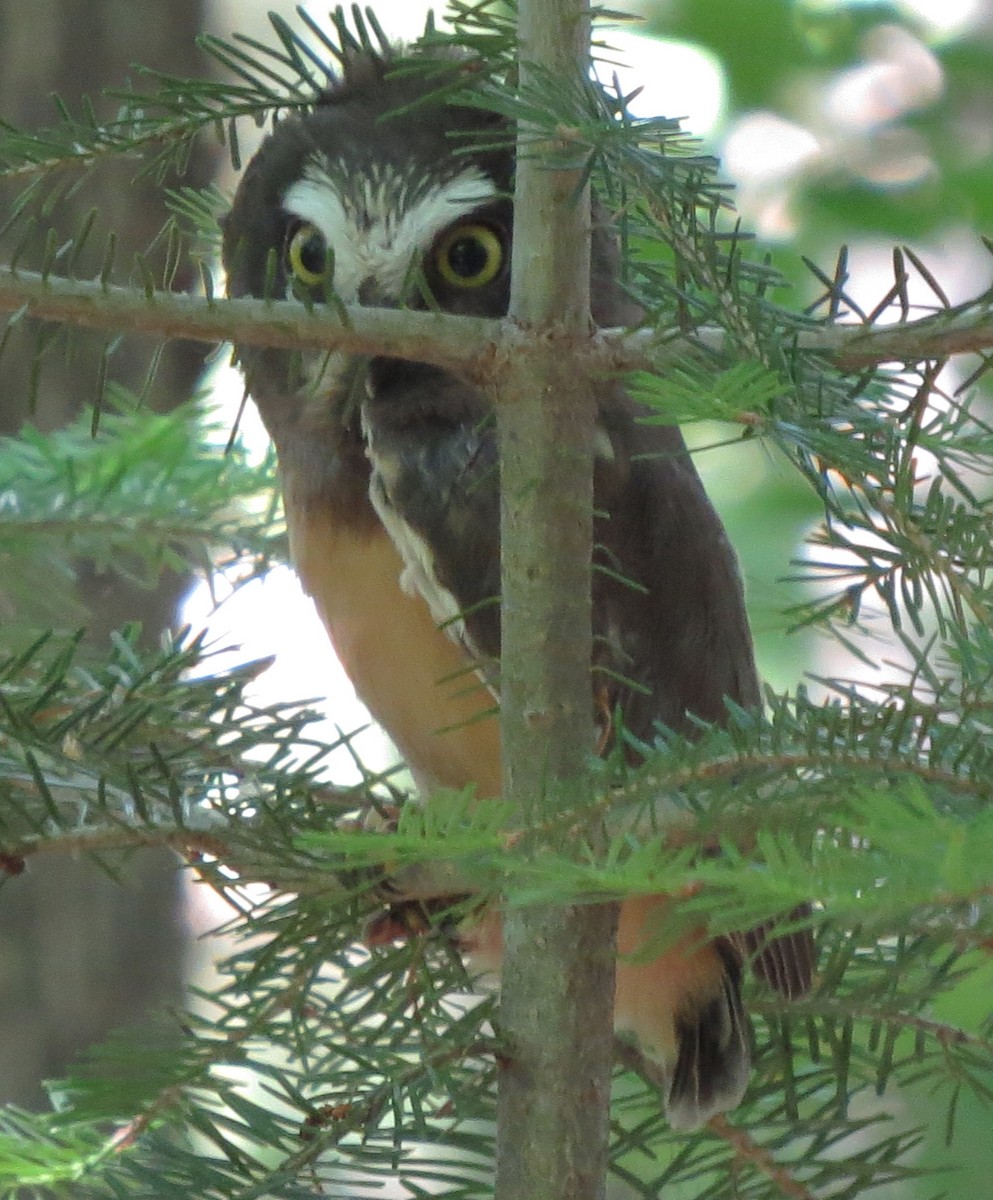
[282,163,497,303]
[367,469,466,638]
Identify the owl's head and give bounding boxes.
[224,51,514,317]
[221,48,517,455]
[223,47,634,457]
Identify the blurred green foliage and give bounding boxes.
[642,3,993,1195]
[1,3,992,1196]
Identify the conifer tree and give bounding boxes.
[1,4,992,1198]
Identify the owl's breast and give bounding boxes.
[285,496,501,797]
[367,470,466,635]
[365,432,500,687]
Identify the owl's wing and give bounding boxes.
[591,396,763,738]
[364,374,763,737]
[593,396,814,1004]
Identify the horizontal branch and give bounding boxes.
[3,819,480,902]
[3,269,993,386]
[616,303,993,369]
[0,268,500,379]
[748,995,993,1058]
[802,304,993,365]
[6,825,234,866]
[6,739,986,898]
[617,748,988,809]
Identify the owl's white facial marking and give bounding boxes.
[282,162,498,302]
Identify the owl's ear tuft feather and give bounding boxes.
[315,42,493,125]
[339,43,396,87]
[316,45,395,109]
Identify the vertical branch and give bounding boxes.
[494,3,618,1200]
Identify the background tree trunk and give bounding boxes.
[0,0,213,1107]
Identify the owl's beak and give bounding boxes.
[356,276,395,308]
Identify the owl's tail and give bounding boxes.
[614,896,750,1131]
[663,945,749,1131]
[455,893,812,1132]
[616,897,814,1130]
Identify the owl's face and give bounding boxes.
[278,152,511,313]
[222,55,513,445]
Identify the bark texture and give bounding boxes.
[494,4,618,1199]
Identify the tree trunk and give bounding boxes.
[494,4,618,1199]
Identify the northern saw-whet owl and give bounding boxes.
[222,45,813,1131]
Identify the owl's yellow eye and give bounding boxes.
[435,223,504,289]
[286,223,331,286]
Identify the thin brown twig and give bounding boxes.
[98,959,315,1159]
[3,269,993,383]
[749,996,993,1058]
[614,748,987,809]
[706,1115,820,1200]
[5,825,229,863]
[613,1037,819,1200]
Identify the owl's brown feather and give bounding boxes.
[222,45,814,1130]
[288,504,502,797]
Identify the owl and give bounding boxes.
[222,45,813,1131]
